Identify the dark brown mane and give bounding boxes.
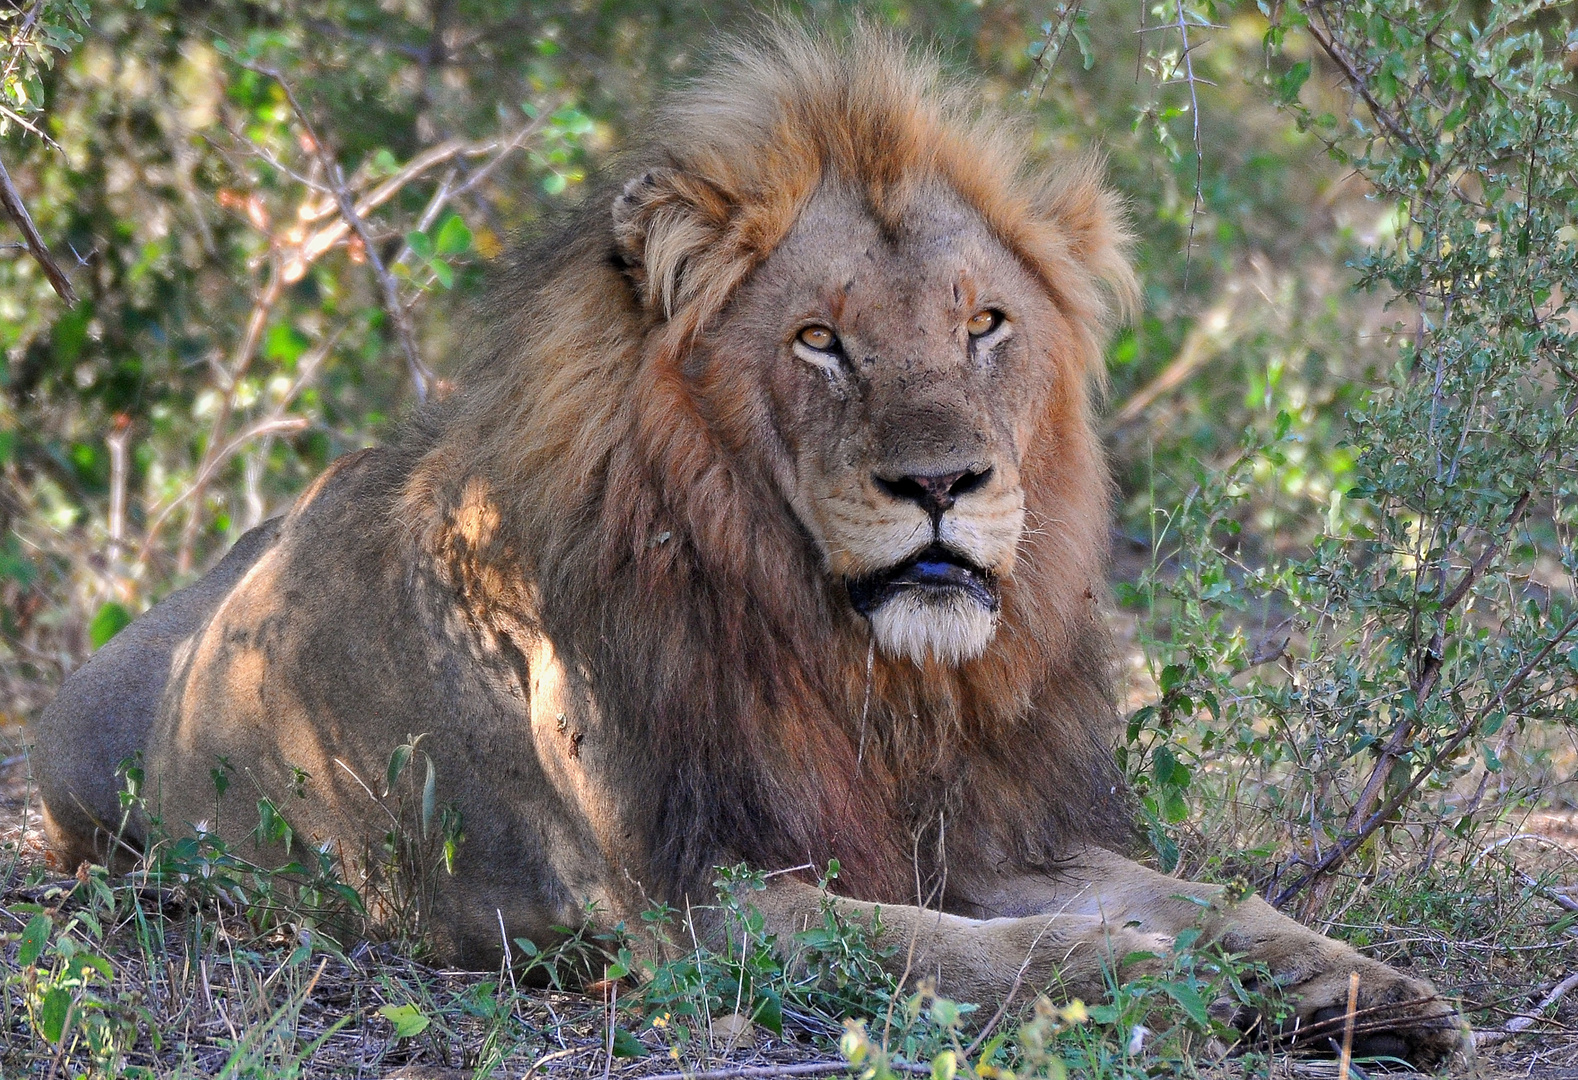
[399,25,1138,904]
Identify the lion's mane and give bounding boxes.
[395,26,1139,905]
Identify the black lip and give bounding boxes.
[847,545,999,615]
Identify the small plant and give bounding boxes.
[602,863,896,1061]
[7,865,141,1076]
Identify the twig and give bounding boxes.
[1107,293,1235,430]
[960,888,1092,1062]
[1028,1,1086,99]
[1265,993,1443,1048]
[0,152,76,303]
[142,267,286,572]
[1473,971,1578,1047]
[1332,488,1535,845]
[1298,1,1419,151]
[522,1046,586,1080]
[1169,0,1206,282]
[243,61,436,401]
[106,416,131,563]
[0,1,46,91]
[601,975,616,1080]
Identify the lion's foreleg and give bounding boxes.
[748,877,1171,1008]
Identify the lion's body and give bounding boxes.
[35,26,1460,1060]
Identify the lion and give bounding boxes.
[33,26,1462,1063]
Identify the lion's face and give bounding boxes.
[702,180,1068,665]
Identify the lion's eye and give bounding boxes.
[966,310,1002,337]
[798,325,837,351]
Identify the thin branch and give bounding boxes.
[1473,971,1578,1047]
[1170,0,1206,283]
[1028,1,1086,99]
[147,265,286,572]
[0,151,76,303]
[637,1062,929,1080]
[243,61,436,401]
[0,101,59,149]
[1299,1,1419,150]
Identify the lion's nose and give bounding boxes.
[875,467,992,519]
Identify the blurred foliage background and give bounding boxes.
[3,0,1578,1039]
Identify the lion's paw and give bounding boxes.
[1270,953,1466,1067]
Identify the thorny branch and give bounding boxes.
[1329,489,1536,846]
[1027,1,1085,99]
[1299,0,1419,151]
[1168,0,1207,277]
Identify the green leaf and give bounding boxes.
[384,744,413,796]
[405,230,434,260]
[1152,745,1179,786]
[435,215,472,256]
[1276,60,1311,104]
[421,755,436,836]
[264,322,310,365]
[39,986,72,1043]
[17,913,51,967]
[89,602,132,650]
[378,1002,431,1039]
[542,172,567,195]
[753,988,783,1035]
[611,1027,648,1057]
[1164,981,1211,1027]
[66,950,113,983]
[429,259,454,289]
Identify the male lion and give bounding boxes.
[35,27,1460,1063]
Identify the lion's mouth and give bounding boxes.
[847,545,1000,615]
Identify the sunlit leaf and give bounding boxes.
[89,603,132,650]
[378,1003,430,1039]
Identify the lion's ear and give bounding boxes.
[611,167,733,317]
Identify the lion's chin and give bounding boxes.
[846,545,1002,665]
[868,590,999,665]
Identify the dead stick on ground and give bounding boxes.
[1338,970,1359,1080]
[1473,971,1578,1048]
